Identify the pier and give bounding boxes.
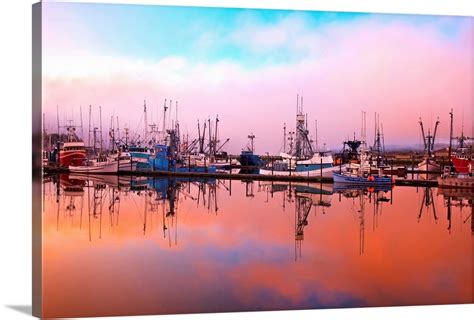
[43,165,440,187]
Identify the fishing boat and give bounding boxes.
[452,152,474,174]
[450,130,473,174]
[211,158,239,170]
[129,146,154,169]
[240,150,263,167]
[59,126,87,167]
[332,148,393,185]
[437,175,474,189]
[417,117,441,179]
[260,161,347,177]
[417,157,441,173]
[333,171,393,185]
[331,111,394,185]
[69,157,118,174]
[261,97,339,176]
[108,151,137,171]
[239,134,263,167]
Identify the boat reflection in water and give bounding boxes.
[42,175,473,318]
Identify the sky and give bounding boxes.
[41,2,474,153]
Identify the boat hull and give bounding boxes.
[59,150,86,167]
[260,164,345,177]
[451,156,473,174]
[117,160,137,172]
[437,176,474,189]
[417,159,441,180]
[332,172,393,185]
[240,152,263,167]
[69,161,119,174]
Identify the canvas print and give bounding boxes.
[33,1,473,318]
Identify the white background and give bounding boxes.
[0,1,472,319]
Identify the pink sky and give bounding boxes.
[42,5,473,153]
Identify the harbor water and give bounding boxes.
[41,174,473,318]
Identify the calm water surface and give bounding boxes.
[41,174,473,318]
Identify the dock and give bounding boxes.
[43,165,440,187]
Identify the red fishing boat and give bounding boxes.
[451,151,473,174]
[59,126,86,167]
[450,131,473,174]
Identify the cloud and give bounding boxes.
[42,13,473,153]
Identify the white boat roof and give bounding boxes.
[63,141,85,147]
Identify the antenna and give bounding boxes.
[116,116,120,143]
[168,99,172,131]
[448,109,454,164]
[88,105,92,148]
[56,105,60,136]
[80,105,84,140]
[162,99,168,139]
[99,105,103,153]
[296,94,299,113]
[143,100,148,145]
[315,119,318,152]
[176,101,178,123]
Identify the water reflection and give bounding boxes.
[41,174,473,318]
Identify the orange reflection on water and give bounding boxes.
[41,176,473,318]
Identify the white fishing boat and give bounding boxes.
[108,152,137,171]
[261,97,340,176]
[417,158,441,180]
[417,158,441,172]
[417,117,441,180]
[260,163,347,177]
[69,157,118,174]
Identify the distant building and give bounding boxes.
[434,147,449,158]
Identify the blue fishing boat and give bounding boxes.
[239,133,263,167]
[129,146,154,170]
[240,150,263,167]
[148,144,217,173]
[332,171,393,185]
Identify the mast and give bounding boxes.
[143,100,148,146]
[381,123,385,155]
[56,105,60,136]
[80,105,84,140]
[283,123,286,153]
[214,115,219,156]
[116,116,120,144]
[432,117,440,149]
[168,99,172,133]
[248,133,255,153]
[361,111,367,151]
[109,115,115,152]
[42,113,46,151]
[419,118,427,151]
[314,120,318,152]
[296,94,299,113]
[448,109,454,165]
[197,120,202,153]
[88,105,92,148]
[162,99,168,141]
[176,101,178,124]
[208,117,212,155]
[99,105,103,154]
[202,121,207,154]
